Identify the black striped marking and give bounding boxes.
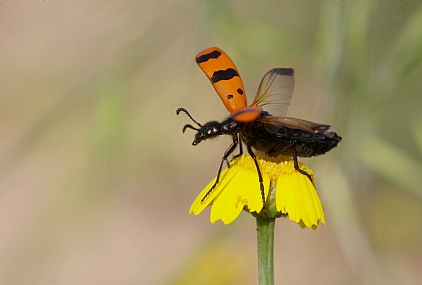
[211,68,239,83]
[196,50,221,64]
[273,68,294,76]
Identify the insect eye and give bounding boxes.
[227,94,233,100]
[237,88,243,94]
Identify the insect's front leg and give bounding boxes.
[201,137,238,203]
[224,134,239,168]
[246,145,266,206]
[233,135,243,159]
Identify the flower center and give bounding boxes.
[231,154,306,181]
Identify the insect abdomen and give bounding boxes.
[241,122,341,158]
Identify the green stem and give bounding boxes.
[256,216,275,285]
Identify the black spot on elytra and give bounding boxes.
[196,50,221,64]
[211,68,239,83]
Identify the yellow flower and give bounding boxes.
[189,154,325,228]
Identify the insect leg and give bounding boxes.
[224,135,238,168]
[200,136,239,203]
[246,145,266,206]
[292,151,313,183]
[233,135,243,158]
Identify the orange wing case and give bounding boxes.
[195,47,247,113]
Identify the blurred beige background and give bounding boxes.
[3,2,422,285]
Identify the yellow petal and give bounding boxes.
[236,169,270,213]
[276,171,325,228]
[298,173,325,227]
[189,165,242,215]
[210,181,243,224]
[277,173,298,218]
[209,165,271,224]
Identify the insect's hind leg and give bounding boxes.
[292,152,313,183]
[200,136,238,203]
[246,145,266,206]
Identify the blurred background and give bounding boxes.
[3,2,422,285]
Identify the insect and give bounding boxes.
[177,47,341,205]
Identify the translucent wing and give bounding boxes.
[251,68,294,117]
[259,116,336,138]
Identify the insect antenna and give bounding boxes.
[176,108,203,128]
[182,124,200,133]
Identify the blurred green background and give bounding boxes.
[3,2,422,285]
